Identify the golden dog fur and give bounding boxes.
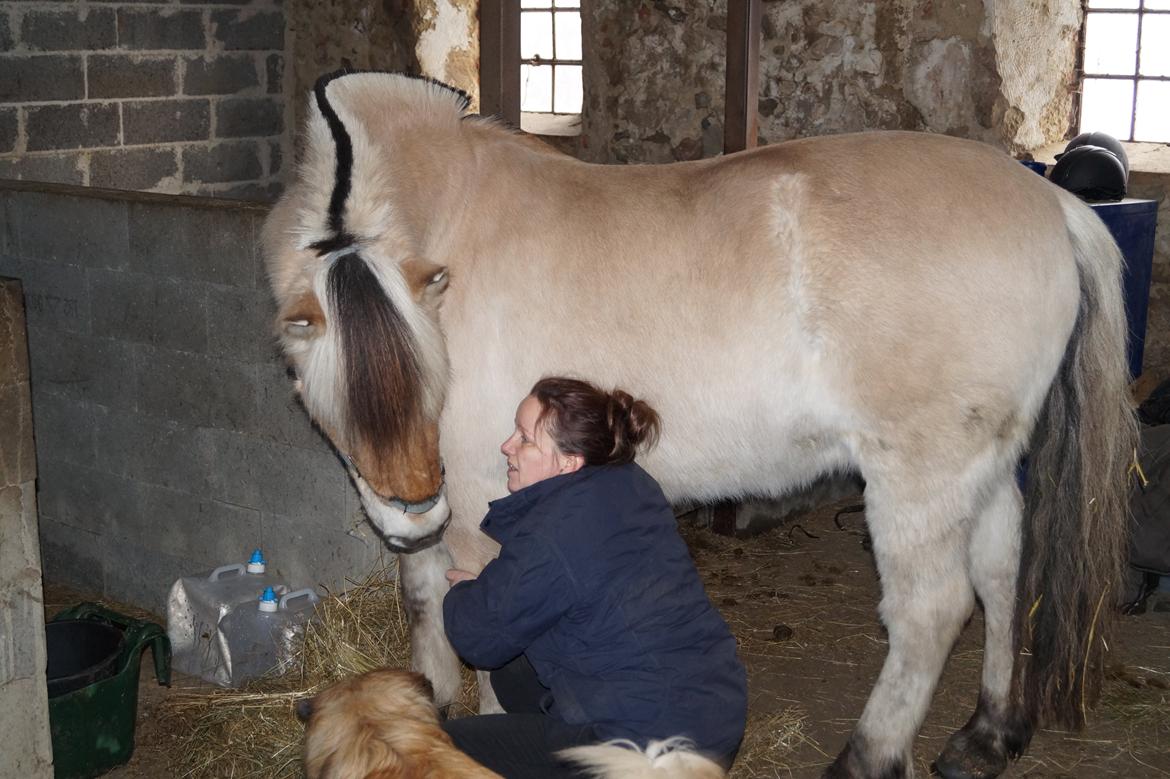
[301,668,501,779]
[301,668,726,779]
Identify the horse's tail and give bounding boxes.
[557,738,727,779]
[1014,192,1138,733]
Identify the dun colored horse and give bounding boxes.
[263,71,1136,778]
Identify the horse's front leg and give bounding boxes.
[399,540,463,709]
[824,474,977,779]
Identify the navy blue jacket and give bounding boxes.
[443,463,747,759]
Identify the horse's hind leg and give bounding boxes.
[824,466,978,778]
[933,473,1030,779]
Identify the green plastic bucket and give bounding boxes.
[47,603,171,779]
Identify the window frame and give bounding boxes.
[519,2,583,118]
[1078,1,1170,142]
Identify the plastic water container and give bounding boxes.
[217,587,321,686]
[167,549,290,686]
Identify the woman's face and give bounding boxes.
[500,395,580,492]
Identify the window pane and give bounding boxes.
[521,0,552,8]
[1080,78,1135,139]
[555,0,581,7]
[521,12,554,60]
[1083,13,1139,75]
[1135,80,1170,142]
[1140,15,1170,75]
[554,12,582,60]
[553,65,582,114]
[521,65,553,112]
[1144,0,1170,9]
[1087,0,1139,7]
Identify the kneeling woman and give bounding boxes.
[442,377,747,778]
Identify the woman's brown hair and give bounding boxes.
[530,377,661,466]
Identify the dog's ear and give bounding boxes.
[296,696,314,723]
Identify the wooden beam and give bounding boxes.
[479,0,521,126]
[723,0,762,155]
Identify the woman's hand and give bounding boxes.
[446,568,477,586]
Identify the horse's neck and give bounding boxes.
[403,127,566,263]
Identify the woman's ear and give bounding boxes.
[560,453,584,474]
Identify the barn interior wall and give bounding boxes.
[284,0,479,154]
[0,182,389,616]
[0,0,289,200]
[577,0,1080,164]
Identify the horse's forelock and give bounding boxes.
[327,250,426,457]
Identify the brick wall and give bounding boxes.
[0,181,386,616]
[0,1,287,201]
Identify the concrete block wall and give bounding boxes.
[0,0,287,202]
[0,276,53,778]
[0,181,388,617]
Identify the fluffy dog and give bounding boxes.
[299,668,498,779]
[299,668,726,779]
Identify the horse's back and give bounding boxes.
[439,128,1084,504]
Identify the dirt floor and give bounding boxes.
[44,497,1170,778]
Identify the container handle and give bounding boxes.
[209,563,246,581]
[50,602,172,686]
[279,588,321,610]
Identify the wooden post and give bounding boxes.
[723,0,762,155]
[479,0,522,126]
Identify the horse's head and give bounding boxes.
[262,72,468,551]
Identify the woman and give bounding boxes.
[442,377,747,778]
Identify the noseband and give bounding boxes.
[383,513,452,555]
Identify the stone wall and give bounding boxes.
[0,0,287,201]
[284,0,478,139]
[0,276,53,778]
[579,0,1080,164]
[0,181,387,616]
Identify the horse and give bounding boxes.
[262,71,1136,778]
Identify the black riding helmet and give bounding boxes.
[1050,144,1128,202]
[1062,131,1130,179]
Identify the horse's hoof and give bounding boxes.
[822,738,908,779]
[931,733,1007,779]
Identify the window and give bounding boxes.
[1080,0,1170,142]
[519,0,582,136]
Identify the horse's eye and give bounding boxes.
[286,365,299,381]
[283,319,316,338]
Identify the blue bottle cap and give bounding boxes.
[247,548,267,574]
[258,586,279,612]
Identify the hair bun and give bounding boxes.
[606,390,661,463]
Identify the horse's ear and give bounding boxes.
[279,289,326,340]
[401,257,449,307]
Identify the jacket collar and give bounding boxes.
[479,466,597,543]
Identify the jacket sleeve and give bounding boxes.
[442,530,578,669]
